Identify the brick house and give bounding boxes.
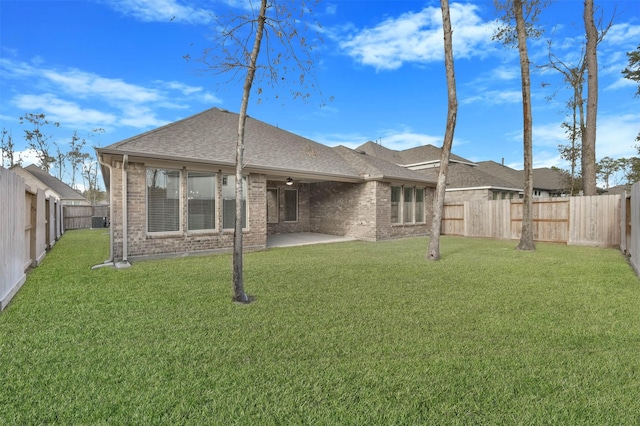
[357,142,571,201]
[97,108,436,262]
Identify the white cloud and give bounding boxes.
[602,23,640,46]
[42,69,160,103]
[13,94,118,129]
[339,3,495,71]
[310,127,440,151]
[101,0,213,24]
[1,58,222,133]
[462,89,522,105]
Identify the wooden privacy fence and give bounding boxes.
[442,194,622,247]
[63,205,110,230]
[1,167,63,310]
[628,183,640,275]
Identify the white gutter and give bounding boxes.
[92,154,115,270]
[119,154,130,267]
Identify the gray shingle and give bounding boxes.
[23,164,88,201]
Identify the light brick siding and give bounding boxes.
[308,181,434,241]
[379,183,435,238]
[110,160,266,261]
[266,181,311,234]
[445,189,492,202]
[309,181,379,240]
[109,159,435,260]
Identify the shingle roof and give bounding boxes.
[397,145,473,165]
[530,168,571,192]
[477,161,522,187]
[605,184,631,195]
[355,142,474,166]
[98,108,434,185]
[23,164,87,202]
[419,163,522,190]
[333,146,436,184]
[101,108,363,179]
[354,141,403,164]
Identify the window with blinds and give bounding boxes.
[146,168,180,233]
[267,188,278,223]
[391,186,401,224]
[222,175,247,229]
[188,171,216,231]
[284,189,298,222]
[415,187,425,223]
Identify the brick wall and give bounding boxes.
[309,181,379,240]
[308,181,435,241]
[445,188,492,203]
[266,180,311,234]
[109,159,267,261]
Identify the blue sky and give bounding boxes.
[1,0,638,188]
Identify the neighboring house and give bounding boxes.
[360,142,573,201]
[478,161,571,198]
[96,108,437,262]
[11,164,90,206]
[359,143,521,202]
[605,184,632,195]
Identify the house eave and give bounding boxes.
[446,185,522,192]
[362,174,437,187]
[97,149,365,186]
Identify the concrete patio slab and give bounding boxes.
[267,232,357,248]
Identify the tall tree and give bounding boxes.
[582,0,598,195]
[53,143,66,181]
[540,38,586,196]
[66,131,89,190]
[1,128,21,168]
[494,0,548,251]
[19,113,59,172]
[618,156,640,185]
[193,0,322,303]
[622,44,640,97]
[622,44,640,142]
[558,122,582,195]
[596,156,620,189]
[428,0,458,261]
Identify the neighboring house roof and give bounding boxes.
[419,162,521,190]
[354,141,402,164]
[10,164,88,203]
[477,161,522,187]
[355,141,474,167]
[396,144,474,166]
[98,108,436,187]
[530,168,570,193]
[333,146,435,184]
[604,184,631,195]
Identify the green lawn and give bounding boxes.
[1,229,639,424]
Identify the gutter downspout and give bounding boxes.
[118,154,131,268]
[92,154,115,269]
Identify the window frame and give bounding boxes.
[391,186,402,224]
[267,187,279,224]
[222,174,248,230]
[146,167,182,234]
[187,171,217,232]
[415,187,425,224]
[391,185,427,225]
[284,188,298,223]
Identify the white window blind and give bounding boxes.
[147,168,180,233]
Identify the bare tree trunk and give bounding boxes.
[583,0,598,196]
[428,0,458,261]
[232,0,268,303]
[514,0,535,251]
